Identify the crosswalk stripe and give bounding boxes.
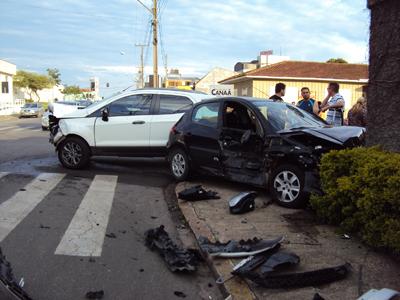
[55,175,118,257]
[0,126,16,131]
[0,173,65,242]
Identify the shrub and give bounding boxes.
[310,147,400,253]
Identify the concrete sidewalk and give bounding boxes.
[0,114,17,122]
[176,179,400,300]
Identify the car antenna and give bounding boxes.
[121,85,135,92]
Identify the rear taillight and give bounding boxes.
[170,125,177,134]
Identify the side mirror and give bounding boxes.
[102,108,109,122]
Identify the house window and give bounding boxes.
[1,82,9,94]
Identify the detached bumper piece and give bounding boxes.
[199,236,284,258]
[0,248,32,300]
[211,238,351,289]
[244,262,351,289]
[145,225,200,272]
[229,191,257,214]
[178,185,220,201]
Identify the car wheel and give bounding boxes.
[58,137,91,169]
[270,164,307,208]
[169,148,190,181]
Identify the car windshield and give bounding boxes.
[23,103,37,108]
[253,101,327,131]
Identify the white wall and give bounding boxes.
[259,55,290,67]
[0,60,16,107]
[196,67,237,94]
[14,85,65,102]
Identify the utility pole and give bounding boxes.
[136,0,158,88]
[135,44,146,88]
[164,54,168,88]
[152,0,158,88]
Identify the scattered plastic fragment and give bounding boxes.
[174,291,187,298]
[145,225,200,272]
[18,278,24,288]
[229,192,257,214]
[0,247,32,299]
[199,236,284,258]
[341,234,351,239]
[178,185,220,201]
[85,290,104,299]
[357,288,400,300]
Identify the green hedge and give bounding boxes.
[310,147,400,253]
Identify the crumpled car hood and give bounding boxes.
[279,126,365,146]
[60,109,90,119]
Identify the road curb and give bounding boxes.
[176,182,256,300]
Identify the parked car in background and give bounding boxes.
[41,100,93,130]
[49,88,212,169]
[167,97,365,208]
[19,103,44,118]
[41,110,50,130]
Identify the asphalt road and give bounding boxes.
[0,117,221,300]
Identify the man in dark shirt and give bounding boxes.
[297,87,318,115]
[269,83,285,102]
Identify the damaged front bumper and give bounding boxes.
[0,248,32,300]
[49,125,65,148]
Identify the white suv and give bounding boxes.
[50,88,211,169]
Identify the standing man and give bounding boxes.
[320,82,345,126]
[269,83,285,102]
[297,87,319,115]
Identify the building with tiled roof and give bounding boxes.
[220,60,368,110]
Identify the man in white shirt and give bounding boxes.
[320,82,345,126]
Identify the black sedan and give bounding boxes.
[167,97,365,208]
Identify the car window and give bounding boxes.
[253,101,326,131]
[192,102,220,128]
[109,94,152,116]
[158,95,193,114]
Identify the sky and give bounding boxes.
[0,0,370,97]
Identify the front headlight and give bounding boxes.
[59,120,67,134]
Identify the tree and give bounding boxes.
[13,70,54,101]
[62,85,82,95]
[367,0,400,152]
[326,58,348,63]
[47,68,61,85]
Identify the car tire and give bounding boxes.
[42,126,47,131]
[58,137,91,169]
[269,164,308,208]
[169,148,190,181]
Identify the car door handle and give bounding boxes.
[132,121,145,125]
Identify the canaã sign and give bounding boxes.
[209,84,234,96]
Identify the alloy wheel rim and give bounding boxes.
[172,153,186,178]
[273,171,301,203]
[61,142,83,167]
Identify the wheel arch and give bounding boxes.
[56,134,92,155]
[167,142,189,162]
